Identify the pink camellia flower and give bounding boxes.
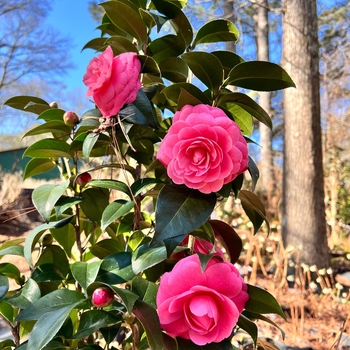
[83,46,141,117]
[156,254,249,345]
[157,104,249,194]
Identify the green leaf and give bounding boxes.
[32,179,70,223]
[101,200,135,231]
[71,261,102,296]
[244,284,286,319]
[159,57,188,82]
[242,310,285,340]
[89,239,125,259]
[36,245,70,277]
[50,223,76,258]
[227,61,296,91]
[101,1,147,45]
[212,51,245,78]
[89,179,132,198]
[0,245,24,258]
[152,185,216,248]
[132,299,164,350]
[0,275,9,301]
[248,156,259,192]
[132,242,167,275]
[239,190,269,234]
[0,263,21,284]
[6,278,41,309]
[24,216,74,267]
[208,220,242,264]
[152,0,193,48]
[221,102,254,136]
[36,108,65,122]
[131,276,158,308]
[106,35,138,54]
[119,89,158,128]
[131,178,163,196]
[23,121,71,139]
[54,196,82,218]
[193,19,239,47]
[71,310,120,339]
[218,92,272,129]
[4,96,50,114]
[23,139,72,159]
[97,252,135,285]
[181,52,223,93]
[17,289,85,350]
[23,158,57,180]
[161,83,210,107]
[82,37,107,52]
[138,55,161,76]
[83,132,100,162]
[16,289,85,321]
[237,313,258,346]
[80,188,110,223]
[148,34,185,63]
[0,300,14,325]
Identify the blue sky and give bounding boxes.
[46,2,99,91]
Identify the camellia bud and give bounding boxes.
[63,111,79,126]
[91,286,114,308]
[76,172,92,187]
[49,101,58,108]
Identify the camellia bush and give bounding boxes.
[0,0,295,349]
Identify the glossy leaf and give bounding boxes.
[152,0,193,48]
[101,200,135,231]
[218,92,272,130]
[0,263,21,284]
[161,83,211,107]
[244,284,286,319]
[50,223,76,258]
[132,242,167,275]
[97,252,135,285]
[132,299,164,350]
[6,278,41,309]
[0,300,14,325]
[17,289,85,350]
[0,245,24,258]
[82,37,107,52]
[32,179,70,223]
[54,196,81,218]
[248,156,260,192]
[106,35,138,54]
[88,179,132,198]
[89,239,125,259]
[101,1,147,45]
[72,261,102,295]
[148,34,185,63]
[36,245,70,277]
[159,57,188,82]
[82,132,99,162]
[71,310,119,339]
[0,275,9,301]
[23,139,71,159]
[80,188,110,223]
[131,178,163,196]
[23,158,57,180]
[131,276,158,308]
[208,220,242,264]
[138,55,161,76]
[239,190,269,234]
[182,52,223,92]
[4,96,50,114]
[237,314,258,346]
[152,185,216,247]
[23,121,71,139]
[227,61,296,91]
[36,108,65,122]
[193,19,239,47]
[24,216,73,267]
[212,50,245,78]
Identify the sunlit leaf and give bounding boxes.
[71,261,102,295]
[23,139,72,159]
[0,275,9,301]
[193,19,239,47]
[23,158,57,180]
[101,200,135,231]
[4,96,50,114]
[6,278,41,309]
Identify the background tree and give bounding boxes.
[281,0,329,268]
[0,0,74,134]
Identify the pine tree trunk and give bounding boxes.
[282,0,329,268]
